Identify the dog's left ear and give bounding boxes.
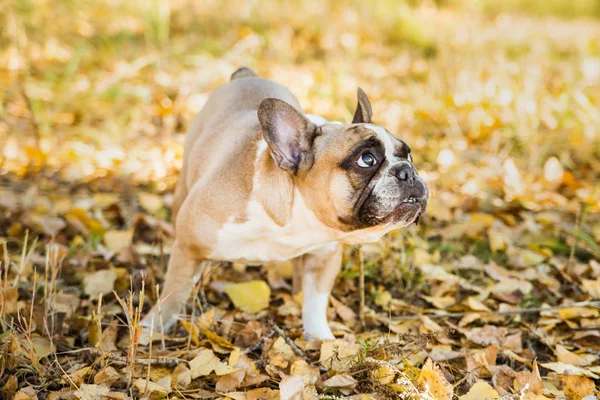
[352,87,373,124]
[258,98,320,174]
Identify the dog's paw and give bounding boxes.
[303,326,335,342]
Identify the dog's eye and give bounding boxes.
[357,153,376,168]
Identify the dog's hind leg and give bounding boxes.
[140,240,202,343]
[231,66,257,81]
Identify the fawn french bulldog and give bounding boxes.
[141,67,428,341]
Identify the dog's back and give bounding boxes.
[171,68,302,227]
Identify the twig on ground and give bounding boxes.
[387,300,600,321]
[271,322,305,357]
[72,347,185,366]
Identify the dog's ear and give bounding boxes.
[258,98,319,174]
[352,87,373,124]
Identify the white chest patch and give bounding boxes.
[209,188,338,263]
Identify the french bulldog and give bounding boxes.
[141,67,428,341]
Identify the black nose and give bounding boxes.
[395,164,416,185]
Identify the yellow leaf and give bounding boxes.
[132,378,170,398]
[103,229,132,253]
[416,358,453,400]
[581,278,600,299]
[561,375,595,400]
[422,295,456,309]
[200,326,235,351]
[30,335,56,360]
[224,281,271,313]
[189,348,237,379]
[138,192,164,213]
[180,320,200,346]
[464,296,492,312]
[558,307,599,320]
[459,381,499,400]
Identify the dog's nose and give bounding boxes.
[394,164,416,185]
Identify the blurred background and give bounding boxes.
[1,0,600,292]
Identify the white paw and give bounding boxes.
[303,324,335,341]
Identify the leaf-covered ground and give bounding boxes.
[1,0,600,399]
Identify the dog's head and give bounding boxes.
[258,89,428,240]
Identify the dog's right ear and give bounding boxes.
[258,98,319,174]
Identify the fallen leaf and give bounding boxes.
[514,360,544,394]
[279,375,304,400]
[268,336,296,368]
[138,192,164,213]
[103,229,133,253]
[322,373,358,390]
[132,378,170,398]
[416,358,453,400]
[558,307,599,320]
[459,380,499,400]
[83,269,117,298]
[224,280,271,313]
[93,366,121,388]
[556,345,597,366]
[561,375,595,400]
[74,384,110,400]
[539,363,599,379]
[173,363,192,388]
[319,339,362,372]
[581,278,600,299]
[189,348,237,378]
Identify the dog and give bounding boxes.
[140,67,428,341]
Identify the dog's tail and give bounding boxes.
[231,66,258,81]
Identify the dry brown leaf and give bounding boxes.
[322,373,358,390]
[539,363,599,379]
[189,348,237,379]
[268,336,296,368]
[319,339,362,372]
[74,384,110,400]
[93,366,121,387]
[556,345,597,367]
[514,361,544,394]
[173,363,192,388]
[561,375,595,400]
[416,358,453,400]
[581,278,600,299]
[330,296,357,322]
[132,378,170,398]
[83,269,117,298]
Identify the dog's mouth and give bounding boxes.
[383,194,427,224]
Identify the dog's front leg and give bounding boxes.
[141,240,202,336]
[295,243,343,341]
